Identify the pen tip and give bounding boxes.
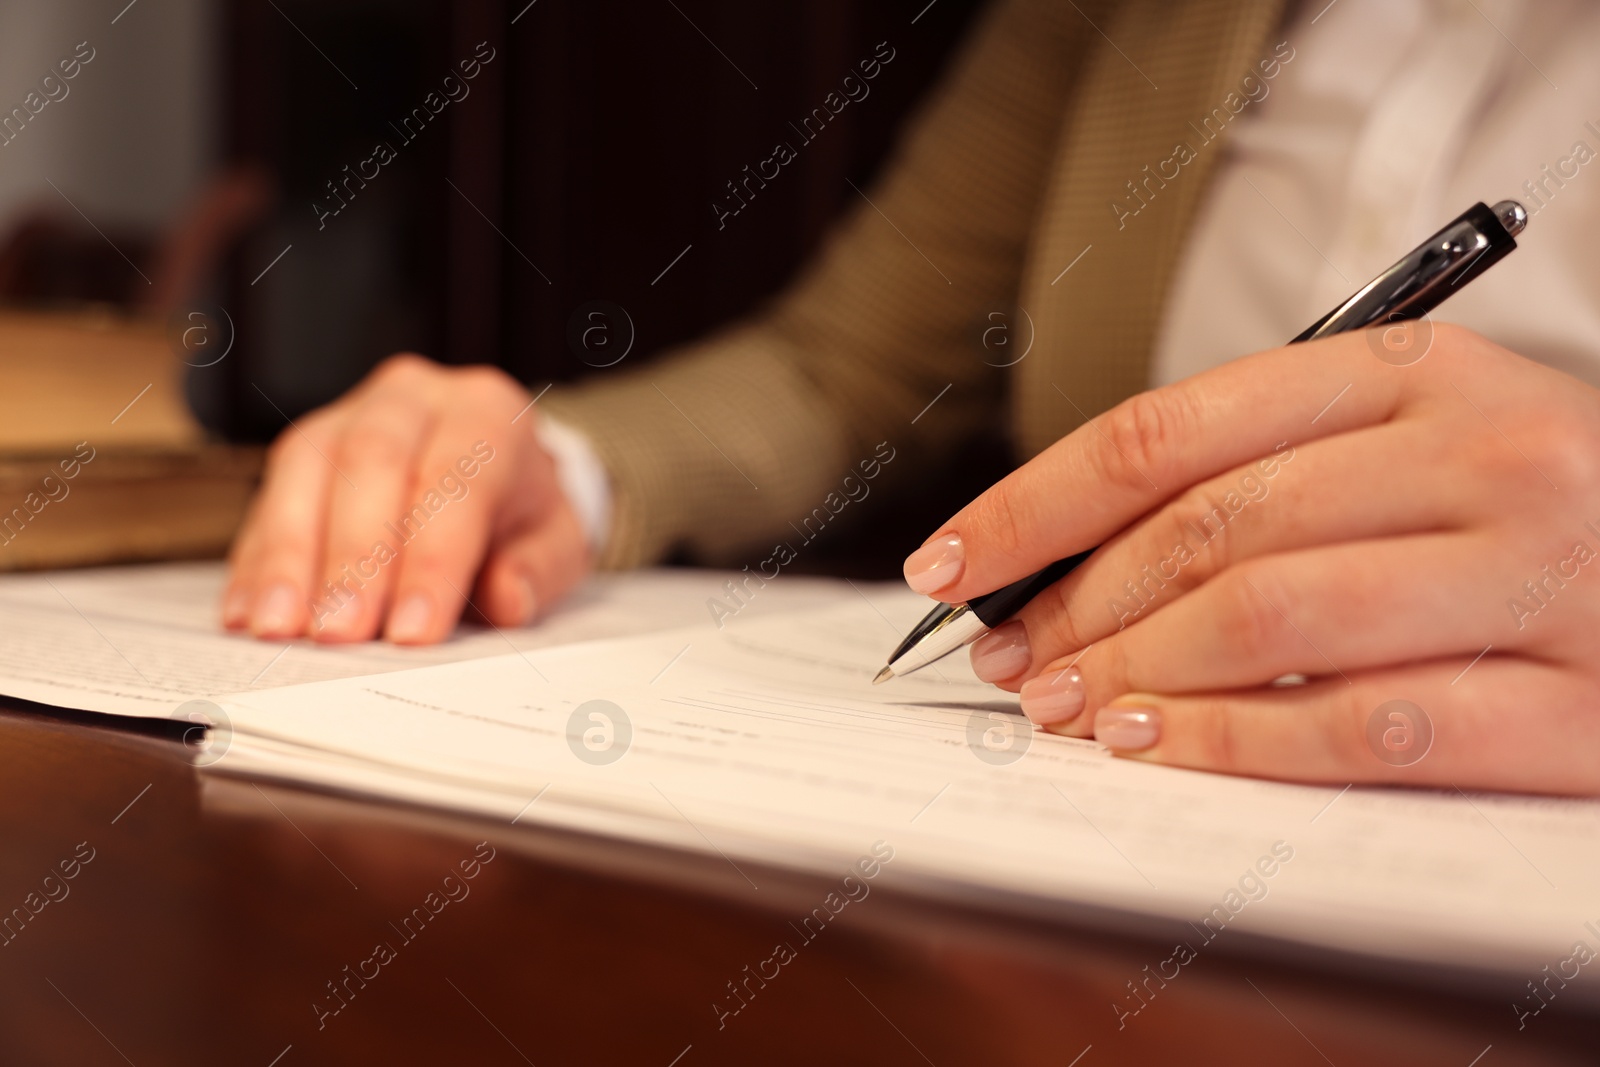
[872,666,894,686]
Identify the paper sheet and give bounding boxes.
[0,561,854,718]
[210,591,1600,977]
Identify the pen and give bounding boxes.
[874,199,1529,683]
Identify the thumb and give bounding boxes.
[474,500,593,626]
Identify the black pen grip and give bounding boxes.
[968,548,1095,627]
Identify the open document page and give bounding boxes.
[209,590,1600,979]
[0,561,852,718]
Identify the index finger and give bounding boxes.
[904,332,1410,603]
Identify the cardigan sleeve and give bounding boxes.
[539,0,1091,568]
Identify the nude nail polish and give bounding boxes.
[969,621,1031,682]
[1095,704,1161,751]
[252,583,300,637]
[222,585,251,628]
[1019,665,1084,725]
[316,596,363,640]
[386,593,434,644]
[903,534,964,595]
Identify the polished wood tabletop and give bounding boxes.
[0,697,1592,1066]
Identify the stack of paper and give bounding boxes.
[0,561,850,716]
[4,562,1598,987]
[208,585,1600,984]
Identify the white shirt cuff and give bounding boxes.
[533,416,613,557]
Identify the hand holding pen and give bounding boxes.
[879,200,1600,795]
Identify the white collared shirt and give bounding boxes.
[1152,0,1600,387]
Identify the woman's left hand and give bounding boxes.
[902,324,1600,794]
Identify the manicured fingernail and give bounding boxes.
[386,593,434,643]
[969,621,1031,682]
[317,596,363,639]
[1095,702,1161,751]
[903,533,964,595]
[222,585,251,628]
[510,575,537,626]
[1019,665,1084,725]
[251,582,300,637]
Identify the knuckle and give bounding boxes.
[451,365,523,412]
[1408,320,1487,381]
[338,421,409,468]
[1161,490,1233,575]
[1321,688,1375,768]
[452,363,513,391]
[1189,697,1243,770]
[1096,389,1191,494]
[1428,319,1480,355]
[1213,565,1293,664]
[266,408,339,467]
[371,352,435,387]
[1458,417,1527,483]
[1089,635,1132,695]
[1042,577,1094,653]
[1521,407,1600,491]
[965,487,1029,561]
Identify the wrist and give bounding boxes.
[533,416,613,557]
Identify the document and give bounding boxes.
[3,561,1593,981]
[207,590,1600,980]
[0,561,853,718]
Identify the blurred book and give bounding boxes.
[0,308,261,572]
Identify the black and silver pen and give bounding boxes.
[874,199,1529,683]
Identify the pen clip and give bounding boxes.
[1292,200,1523,344]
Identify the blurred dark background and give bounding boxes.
[0,0,996,569]
[0,0,989,427]
[179,0,986,434]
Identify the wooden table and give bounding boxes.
[0,698,1592,1066]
